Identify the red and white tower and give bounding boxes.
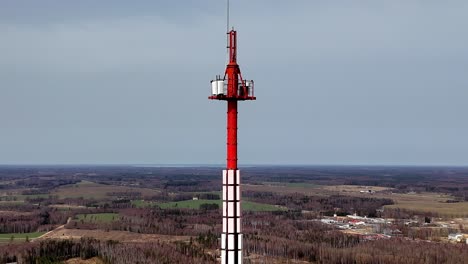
[209,29,255,264]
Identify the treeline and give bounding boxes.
[243,216,360,261]
[66,208,220,237]
[382,207,468,219]
[241,212,468,264]
[25,196,98,207]
[317,239,468,264]
[0,238,216,264]
[2,206,468,263]
[244,191,393,216]
[3,166,468,197]
[13,177,80,190]
[0,207,116,234]
[0,209,72,233]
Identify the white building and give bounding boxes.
[448,233,464,242]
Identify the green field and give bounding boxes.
[242,201,285,211]
[76,213,119,223]
[157,199,285,211]
[191,191,222,195]
[132,199,157,208]
[0,200,24,205]
[157,199,218,209]
[0,193,51,202]
[0,232,46,243]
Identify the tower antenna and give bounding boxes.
[227,0,230,55]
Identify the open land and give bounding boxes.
[0,165,467,263]
[75,213,120,223]
[0,232,46,243]
[157,199,285,211]
[38,228,190,243]
[52,180,161,200]
[245,183,468,217]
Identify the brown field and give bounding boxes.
[0,188,28,196]
[248,254,311,264]
[65,257,104,264]
[49,204,88,209]
[51,181,160,199]
[383,193,468,217]
[244,183,391,196]
[341,227,375,236]
[245,183,468,217]
[244,183,328,196]
[322,185,394,193]
[39,228,190,243]
[0,210,33,216]
[323,186,468,217]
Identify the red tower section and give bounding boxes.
[209,30,256,169]
[209,29,255,264]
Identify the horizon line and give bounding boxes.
[0,163,467,168]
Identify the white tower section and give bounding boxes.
[221,169,242,264]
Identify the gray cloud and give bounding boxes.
[0,1,467,165]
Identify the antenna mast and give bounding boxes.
[209,2,256,263]
[227,0,230,33]
[227,0,230,56]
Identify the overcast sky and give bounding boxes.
[1,0,467,166]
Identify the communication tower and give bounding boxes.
[209,25,256,264]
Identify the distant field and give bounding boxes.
[245,183,468,217]
[132,199,157,208]
[18,193,52,200]
[49,204,88,210]
[243,201,286,211]
[1,194,54,203]
[158,199,218,209]
[76,213,119,223]
[2,181,161,201]
[260,182,321,189]
[157,199,285,211]
[1,187,58,202]
[322,185,393,192]
[0,232,45,243]
[383,192,468,217]
[75,180,96,186]
[285,182,320,188]
[244,183,328,196]
[0,210,34,217]
[190,191,222,196]
[385,202,468,217]
[0,200,24,205]
[52,181,160,200]
[245,183,393,196]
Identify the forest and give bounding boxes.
[0,165,467,263]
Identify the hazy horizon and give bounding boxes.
[1,163,467,168]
